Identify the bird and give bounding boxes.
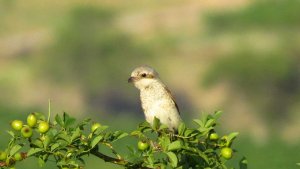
[128,65,182,131]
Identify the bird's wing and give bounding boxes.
[164,86,180,114]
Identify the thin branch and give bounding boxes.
[90,148,152,169]
[90,147,128,165]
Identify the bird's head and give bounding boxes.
[128,65,160,90]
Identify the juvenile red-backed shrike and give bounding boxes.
[128,65,182,131]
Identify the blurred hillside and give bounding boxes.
[0,0,300,169]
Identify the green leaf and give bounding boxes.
[221,163,228,169]
[77,118,91,129]
[228,132,239,142]
[116,132,128,141]
[9,144,22,156]
[193,119,204,127]
[198,151,210,164]
[159,124,169,131]
[32,139,44,148]
[185,129,199,137]
[43,136,51,148]
[71,128,81,141]
[6,131,15,137]
[94,125,108,135]
[34,112,46,121]
[204,119,215,128]
[158,136,171,151]
[198,127,213,135]
[184,146,209,165]
[111,131,128,142]
[50,143,60,151]
[152,116,160,130]
[178,122,186,136]
[67,160,78,167]
[130,130,142,137]
[38,157,45,167]
[90,135,103,148]
[147,154,155,167]
[57,133,71,143]
[55,114,64,127]
[225,132,239,147]
[239,157,248,169]
[167,152,178,168]
[78,157,86,165]
[27,148,43,157]
[138,121,152,132]
[168,140,182,151]
[201,114,208,124]
[213,110,222,119]
[204,148,214,153]
[42,153,49,162]
[63,112,76,128]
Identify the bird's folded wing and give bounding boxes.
[164,86,180,114]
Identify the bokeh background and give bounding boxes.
[1,0,300,168]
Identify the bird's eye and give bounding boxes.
[141,73,147,77]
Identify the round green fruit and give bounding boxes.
[0,151,7,161]
[38,121,50,133]
[138,141,149,151]
[91,123,101,132]
[11,120,23,131]
[21,126,33,138]
[221,147,233,159]
[27,114,37,127]
[14,152,22,161]
[209,133,219,140]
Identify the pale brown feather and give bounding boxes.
[164,86,180,114]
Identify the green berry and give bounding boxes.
[27,114,37,127]
[14,152,22,161]
[138,141,149,151]
[210,133,219,140]
[21,126,33,138]
[221,147,233,159]
[38,121,50,133]
[11,120,23,131]
[0,151,7,161]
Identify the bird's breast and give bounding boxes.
[140,88,165,112]
[139,88,180,127]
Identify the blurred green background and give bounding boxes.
[0,0,300,168]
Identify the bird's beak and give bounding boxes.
[128,77,136,83]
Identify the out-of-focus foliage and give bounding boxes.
[34,6,153,112]
[203,0,300,123]
[206,0,300,31]
[40,6,151,92]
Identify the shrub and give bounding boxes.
[0,111,246,169]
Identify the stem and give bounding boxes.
[90,148,128,165]
[103,142,122,160]
[48,99,51,123]
[90,148,152,169]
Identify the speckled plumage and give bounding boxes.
[128,66,182,131]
